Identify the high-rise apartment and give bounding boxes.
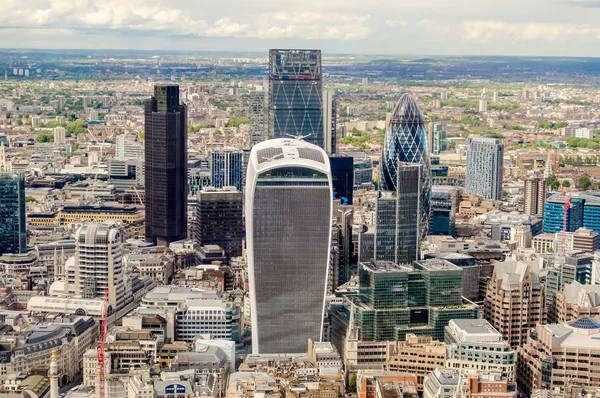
[380,94,431,240]
[53,127,66,144]
[210,150,243,191]
[74,223,128,311]
[484,259,544,348]
[194,186,243,259]
[268,49,324,149]
[246,138,332,353]
[0,172,26,254]
[524,177,547,216]
[249,90,268,148]
[144,85,188,246]
[466,136,504,201]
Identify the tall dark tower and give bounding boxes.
[144,85,188,246]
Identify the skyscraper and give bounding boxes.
[74,223,129,311]
[374,163,421,264]
[269,49,324,149]
[144,85,188,246]
[246,138,332,354]
[249,90,268,148]
[466,137,504,201]
[323,89,336,154]
[524,177,547,216]
[0,172,26,254]
[194,186,243,258]
[380,93,431,240]
[329,156,354,205]
[210,149,243,191]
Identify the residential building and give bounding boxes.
[380,94,431,240]
[53,126,66,144]
[145,85,188,246]
[269,49,324,149]
[246,138,332,354]
[466,137,504,201]
[194,186,243,258]
[524,177,547,216]
[483,259,544,348]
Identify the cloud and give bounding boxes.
[564,0,600,7]
[462,20,600,43]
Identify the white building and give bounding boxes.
[116,134,144,160]
[53,127,66,144]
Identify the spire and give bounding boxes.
[49,349,59,398]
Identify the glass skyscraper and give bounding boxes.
[210,150,243,191]
[144,85,188,246]
[466,136,504,201]
[269,49,324,149]
[249,90,268,148]
[0,172,26,254]
[380,94,431,240]
[246,138,332,354]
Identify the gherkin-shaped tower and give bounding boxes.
[380,93,431,239]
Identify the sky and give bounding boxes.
[2,0,600,57]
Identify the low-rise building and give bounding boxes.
[356,370,418,398]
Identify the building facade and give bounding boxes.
[466,137,504,201]
[210,150,244,191]
[524,177,547,216]
[249,90,268,149]
[144,85,188,246]
[246,138,332,353]
[0,172,26,254]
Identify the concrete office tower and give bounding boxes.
[323,90,336,154]
[466,136,504,201]
[53,127,66,144]
[116,134,144,160]
[524,177,547,216]
[375,163,422,264]
[380,94,431,240]
[0,172,26,254]
[483,259,544,348]
[144,85,187,246]
[268,49,324,149]
[75,223,128,311]
[194,187,243,258]
[246,138,332,353]
[249,91,268,148]
[210,149,243,191]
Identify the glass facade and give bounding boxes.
[249,91,268,148]
[380,94,431,240]
[144,85,188,245]
[395,164,421,264]
[210,150,243,191]
[269,50,324,149]
[0,173,26,254]
[374,192,397,262]
[465,137,504,201]
[430,187,457,237]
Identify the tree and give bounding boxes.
[35,133,53,143]
[25,196,37,203]
[546,174,560,191]
[65,120,87,137]
[578,175,592,190]
[348,374,357,393]
[562,180,571,188]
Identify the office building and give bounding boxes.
[116,133,145,160]
[53,127,66,144]
[108,158,144,192]
[553,228,599,253]
[483,259,544,348]
[430,186,457,237]
[75,223,129,311]
[544,252,592,313]
[269,49,324,149]
[210,149,243,191]
[249,90,268,148]
[323,89,336,154]
[329,156,354,204]
[518,317,600,396]
[357,371,419,398]
[524,177,547,216]
[246,138,332,353]
[380,93,431,240]
[144,85,188,246]
[445,319,516,381]
[466,137,504,201]
[552,281,600,323]
[544,191,600,234]
[0,172,26,254]
[194,186,243,258]
[424,369,516,398]
[374,191,398,263]
[432,124,447,155]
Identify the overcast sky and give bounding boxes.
[2,0,600,56]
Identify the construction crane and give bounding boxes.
[97,288,109,398]
[562,192,572,253]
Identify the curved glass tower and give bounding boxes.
[380,93,431,239]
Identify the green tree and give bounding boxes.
[35,133,54,143]
[348,374,357,393]
[226,117,250,127]
[562,180,571,188]
[577,175,592,190]
[546,174,560,191]
[25,196,37,203]
[65,120,88,137]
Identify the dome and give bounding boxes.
[568,317,600,330]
